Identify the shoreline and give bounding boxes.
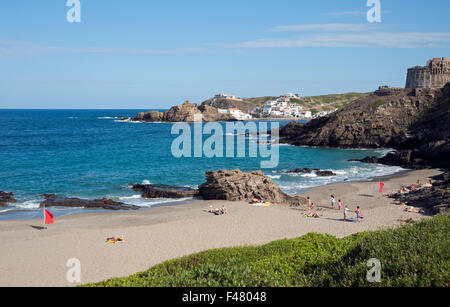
[0,168,441,286]
[0,163,406,222]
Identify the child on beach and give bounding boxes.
[307,197,311,210]
[355,206,362,222]
[344,206,349,221]
[338,200,342,210]
[331,195,336,209]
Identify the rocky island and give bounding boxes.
[131,100,235,122]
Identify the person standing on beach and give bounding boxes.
[338,199,342,210]
[355,206,362,223]
[331,195,336,209]
[307,197,311,210]
[344,206,349,221]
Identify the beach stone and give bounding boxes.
[198,169,306,206]
[39,194,140,211]
[0,191,17,207]
[131,184,198,199]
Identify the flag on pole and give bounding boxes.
[44,209,54,224]
[379,182,385,193]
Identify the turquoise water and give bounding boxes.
[0,110,403,220]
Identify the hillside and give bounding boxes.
[201,92,369,116]
[279,84,450,168]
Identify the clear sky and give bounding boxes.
[1,0,449,109]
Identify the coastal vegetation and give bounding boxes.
[87,215,449,287]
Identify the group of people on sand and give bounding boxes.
[306,195,363,222]
[209,205,228,215]
[385,179,433,197]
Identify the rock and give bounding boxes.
[316,170,336,177]
[279,82,450,169]
[390,170,450,215]
[39,195,140,211]
[198,169,306,206]
[131,184,198,199]
[286,168,315,174]
[131,100,235,123]
[0,191,17,207]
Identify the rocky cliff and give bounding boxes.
[132,101,235,122]
[279,84,450,169]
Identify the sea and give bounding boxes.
[0,109,405,220]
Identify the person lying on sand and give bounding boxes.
[392,201,407,206]
[404,207,425,214]
[422,180,433,188]
[106,237,124,243]
[220,205,228,215]
[304,212,322,218]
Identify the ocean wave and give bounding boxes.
[97,116,119,120]
[272,164,405,195]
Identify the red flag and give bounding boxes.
[44,209,54,224]
[379,182,385,193]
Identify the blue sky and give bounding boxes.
[1,0,449,109]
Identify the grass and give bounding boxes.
[369,99,386,110]
[86,216,449,287]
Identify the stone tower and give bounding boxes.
[405,57,450,89]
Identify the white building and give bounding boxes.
[219,108,252,120]
[215,93,241,100]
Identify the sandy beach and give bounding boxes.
[0,168,441,287]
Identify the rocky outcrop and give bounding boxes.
[132,101,235,123]
[40,194,140,211]
[131,184,198,199]
[0,191,16,207]
[390,171,450,215]
[198,169,306,206]
[285,168,336,177]
[279,83,450,169]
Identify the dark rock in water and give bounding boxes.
[315,170,336,177]
[285,168,336,177]
[198,169,306,206]
[39,195,140,211]
[286,168,315,174]
[131,184,198,199]
[0,191,17,207]
[390,170,450,215]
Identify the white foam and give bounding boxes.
[142,179,151,185]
